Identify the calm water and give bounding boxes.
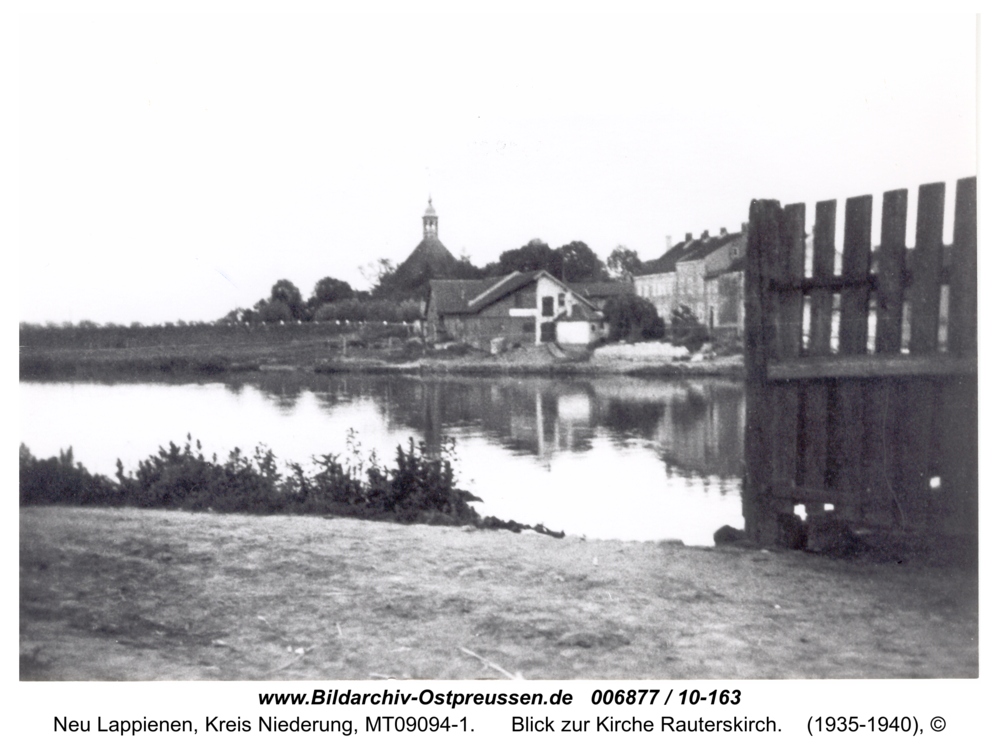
[20,373,746,545]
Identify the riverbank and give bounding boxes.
[19,338,745,381]
[21,506,977,680]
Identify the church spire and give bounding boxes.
[423,196,438,239]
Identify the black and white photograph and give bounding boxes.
[13,3,987,739]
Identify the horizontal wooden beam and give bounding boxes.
[769,262,955,294]
[770,275,876,293]
[767,354,977,381]
[769,485,856,507]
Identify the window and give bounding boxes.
[541,296,554,316]
[558,293,565,308]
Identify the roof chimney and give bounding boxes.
[720,227,727,236]
[685,233,693,242]
[701,230,710,240]
[741,222,748,233]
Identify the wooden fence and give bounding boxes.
[743,178,977,546]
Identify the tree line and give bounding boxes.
[221,240,645,326]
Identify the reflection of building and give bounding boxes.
[317,373,745,478]
[589,379,745,477]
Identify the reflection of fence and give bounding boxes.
[743,178,977,545]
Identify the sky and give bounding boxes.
[16,9,979,325]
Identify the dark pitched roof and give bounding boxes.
[639,232,744,275]
[676,233,739,264]
[637,238,698,275]
[429,271,598,316]
[427,278,505,315]
[467,272,536,312]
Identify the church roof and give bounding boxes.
[395,236,458,282]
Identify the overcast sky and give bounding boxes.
[17,10,978,325]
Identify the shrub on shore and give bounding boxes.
[19,436,557,534]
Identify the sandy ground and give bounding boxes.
[20,506,977,681]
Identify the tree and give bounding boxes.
[451,254,484,280]
[312,277,354,305]
[255,298,293,323]
[606,245,642,280]
[603,294,665,343]
[668,305,710,352]
[490,240,563,278]
[270,279,306,320]
[360,258,399,298]
[555,241,606,282]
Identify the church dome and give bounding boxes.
[424,198,437,217]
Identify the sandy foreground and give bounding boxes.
[20,506,977,681]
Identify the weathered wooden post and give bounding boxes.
[743,199,781,544]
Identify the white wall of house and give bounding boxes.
[534,275,580,344]
[556,320,599,345]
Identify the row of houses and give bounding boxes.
[633,226,747,340]
[414,200,748,349]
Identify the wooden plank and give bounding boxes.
[830,195,873,520]
[743,199,782,544]
[859,379,900,527]
[909,182,946,353]
[797,200,838,518]
[938,177,978,533]
[808,200,837,355]
[839,195,873,354]
[771,204,806,503]
[948,176,977,356]
[936,374,978,535]
[861,189,907,527]
[874,189,907,354]
[799,380,829,519]
[775,203,806,359]
[896,183,945,529]
[767,353,977,380]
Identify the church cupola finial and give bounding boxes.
[423,196,438,239]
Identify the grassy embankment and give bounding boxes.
[19,322,745,380]
[21,505,977,680]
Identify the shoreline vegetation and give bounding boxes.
[18,435,565,538]
[18,321,745,381]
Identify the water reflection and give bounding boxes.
[20,373,745,544]
[225,373,746,481]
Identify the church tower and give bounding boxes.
[423,197,438,239]
[391,197,457,297]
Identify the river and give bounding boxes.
[20,372,746,545]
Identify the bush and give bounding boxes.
[20,434,482,526]
[603,294,666,343]
[668,305,711,352]
[19,445,119,507]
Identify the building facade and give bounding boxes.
[635,227,747,337]
[426,271,600,350]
